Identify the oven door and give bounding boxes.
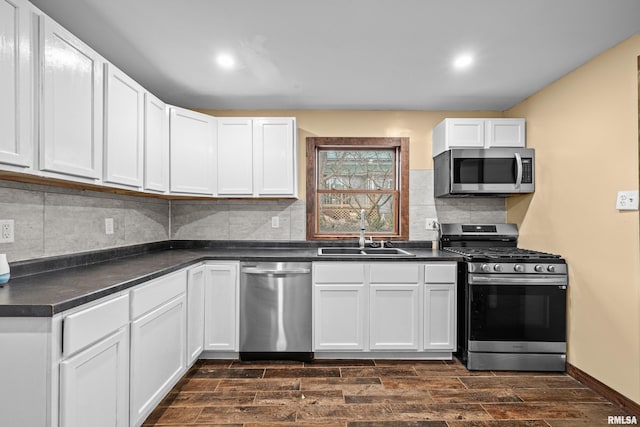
[450,148,535,194]
[468,273,567,353]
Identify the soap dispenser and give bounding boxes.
[0,254,10,285]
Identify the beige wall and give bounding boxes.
[506,35,640,403]
[197,110,503,198]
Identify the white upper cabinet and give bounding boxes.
[103,63,144,188]
[169,106,216,195]
[143,92,169,193]
[485,119,526,148]
[39,15,103,180]
[254,118,297,197]
[217,118,254,196]
[433,118,485,156]
[432,118,525,157]
[216,117,298,198]
[0,0,32,170]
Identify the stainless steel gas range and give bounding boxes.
[441,223,568,372]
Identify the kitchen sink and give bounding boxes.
[317,247,415,257]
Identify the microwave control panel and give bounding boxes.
[522,158,533,183]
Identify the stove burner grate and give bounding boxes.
[444,246,561,260]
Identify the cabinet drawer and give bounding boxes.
[131,270,187,319]
[369,263,419,284]
[314,263,365,284]
[425,264,457,283]
[63,294,129,357]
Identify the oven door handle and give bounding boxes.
[469,274,567,286]
[514,152,523,189]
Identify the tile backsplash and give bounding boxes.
[171,199,306,241]
[0,180,169,262]
[0,170,505,261]
[170,170,505,242]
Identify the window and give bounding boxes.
[306,137,409,240]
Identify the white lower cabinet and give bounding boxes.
[314,284,367,350]
[203,262,239,352]
[423,284,456,350]
[129,271,187,427]
[369,284,420,350]
[59,293,130,427]
[369,263,421,350]
[313,263,367,351]
[187,264,206,365]
[423,263,457,351]
[59,326,129,427]
[313,261,457,357]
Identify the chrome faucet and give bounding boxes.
[358,209,366,249]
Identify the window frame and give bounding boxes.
[306,137,409,240]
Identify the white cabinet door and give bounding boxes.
[423,284,456,351]
[187,265,205,365]
[369,284,420,350]
[485,118,526,148]
[59,326,129,427]
[169,106,216,195]
[39,16,103,180]
[203,263,239,351]
[143,93,169,192]
[424,263,457,351]
[369,263,421,350]
[130,295,186,427]
[0,0,32,169]
[433,118,485,156]
[254,118,296,196]
[103,63,144,188]
[313,284,367,351]
[217,118,253,195]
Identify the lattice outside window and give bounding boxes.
[306,137,409,240]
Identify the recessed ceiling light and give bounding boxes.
[453,54,474,70]
[216,53,235,69]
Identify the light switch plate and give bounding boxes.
[616,190,639,210]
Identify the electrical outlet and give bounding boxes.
[271,216,280,228]
[0,220,15,243]
[616,190,639,210]
[105,218,114,235]
[425,218,439,230]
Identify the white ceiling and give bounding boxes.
[31,0,640,111]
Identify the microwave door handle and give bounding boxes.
[514,152,523,188]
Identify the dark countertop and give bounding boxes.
[0,244,462,317]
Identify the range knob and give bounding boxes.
[547,265,556,273]
[493,264,503,272]
[534,265,544,272]
[513,264,524,272]
[481,264,490,272]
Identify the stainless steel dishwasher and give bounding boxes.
[239,262,313,361]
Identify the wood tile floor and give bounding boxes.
[144,358,632,427]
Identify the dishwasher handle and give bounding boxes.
[241,267,311,275]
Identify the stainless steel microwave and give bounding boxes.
[434,148,535,197]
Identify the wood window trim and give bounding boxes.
[306,137,409,240]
